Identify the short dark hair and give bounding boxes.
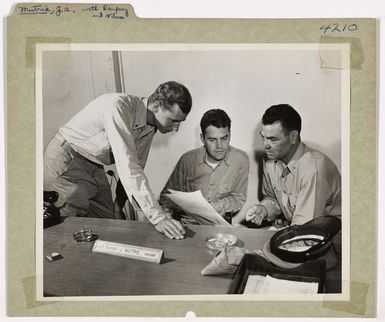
[200,109,231,136]
[148,81,192,115]
[262,104,302,134]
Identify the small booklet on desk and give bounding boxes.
[228,254,326,294]
[163,189,231,227]
[244,274,319,294]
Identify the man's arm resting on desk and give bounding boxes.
[250,161,283,223]
[234,161,282,226]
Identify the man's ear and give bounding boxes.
[290,130,299,144]
[200,133,205,145]
[153,100,160,112]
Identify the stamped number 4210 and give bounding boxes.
[320,23,359,34]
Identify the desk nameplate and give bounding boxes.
[92,239,163,264]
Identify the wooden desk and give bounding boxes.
[43,217,341,296]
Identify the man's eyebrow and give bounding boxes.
[171,117,184,122]
[260,131,276,139]
[207,134,229,140]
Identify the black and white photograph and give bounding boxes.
[37,43,349,300]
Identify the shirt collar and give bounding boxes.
[278,142,305,175]
[198,146,233,166]
[132,97,150,130]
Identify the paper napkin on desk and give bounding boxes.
[201,246,251,275]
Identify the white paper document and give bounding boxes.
[164,189,231,226]
[244,274,319,294]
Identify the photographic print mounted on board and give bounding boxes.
[7,3,376,317]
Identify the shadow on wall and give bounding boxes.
[150,117,202,149]
[254,150,266,201]
[251,121,265,201]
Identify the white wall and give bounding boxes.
[43,47,343,217]
[43,51,115,148]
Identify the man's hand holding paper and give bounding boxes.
[164,189,231,226]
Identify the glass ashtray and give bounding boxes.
[73,228,94,242]
[205,233,237,250]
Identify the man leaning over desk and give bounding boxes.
[158,109,250,224]
[245,104,341,227]
[44,81,192,240]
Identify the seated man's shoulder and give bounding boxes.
[301,146,340,177]
[229,146,250,162]
[179,146,204,163]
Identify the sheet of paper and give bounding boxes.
[244,275,319,294]
[164,189,231,226]
[243,275,266,294]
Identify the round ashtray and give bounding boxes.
[205,233,237,250]
[73,228,94,242]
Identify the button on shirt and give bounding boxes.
[260,142,341,225]
[59,93,165,225]
[159,146,250,216]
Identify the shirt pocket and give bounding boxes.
[185,176,201,192]
[55,151,74,177]
[217,183,232,195]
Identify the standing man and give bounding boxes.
[158,109,250,224]
[44,81,192,239]
[245,104,341,226]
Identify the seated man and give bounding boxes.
[245,104,341,227]
[159,109,250,224]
